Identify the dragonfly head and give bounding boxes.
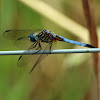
[28,33,37,42]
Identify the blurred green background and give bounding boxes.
[0,0,99,100]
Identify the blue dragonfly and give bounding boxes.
[3,29,95,73]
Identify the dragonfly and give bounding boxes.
[3,29,95,74]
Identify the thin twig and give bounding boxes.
[0,48,100,55]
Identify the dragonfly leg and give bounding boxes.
[29,42,37,49]
[18,55,22,61]
[30,40,42,50]
[39,41,42,49]
[32,41,42,54]
[49,42,53,54]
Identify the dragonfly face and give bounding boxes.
[28,33,38,42]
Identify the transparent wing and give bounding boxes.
[17,40,56,74]
[17,40,40,68]
[17,41,50,74]
[29,42,53,73]
[29,41,57,73]
[14,36,34,49]
[36,41,57,64]
[3,29,43,40]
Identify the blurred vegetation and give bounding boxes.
[0,0,99,100]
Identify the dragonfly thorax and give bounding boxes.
[37,30,55,43]
[28,33,37,42]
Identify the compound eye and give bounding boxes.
[28,33,37,42]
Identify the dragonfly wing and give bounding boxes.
[17,41,54,74]
[29,42,53,74]
[36,41,57,63]
[3,29,43,40]
[14,36,34,49]
[17,40,40,68]
[17,41,44,74]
